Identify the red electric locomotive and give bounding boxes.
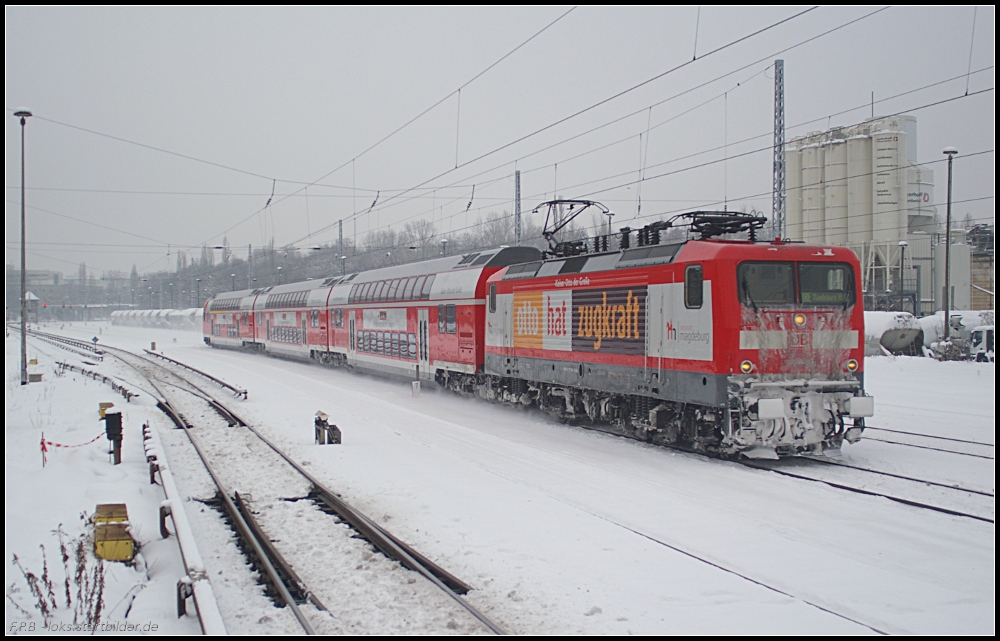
[204,203,873,458]
[481,203,873,457]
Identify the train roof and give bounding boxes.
[206,246,544,311]
[500,239,860,281]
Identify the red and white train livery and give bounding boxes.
[204,212,873,458]
[204,246,542,383]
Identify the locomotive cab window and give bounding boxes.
[738,262,795,306]
[738,261,855,307]
[684,264,703,309]
[489,284,496,313]
[799,263,854,306]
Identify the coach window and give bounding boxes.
[685,264,703,309]
[402,277,417,301]
[387,279,401,301]
[421,275,436,300]
[438,305,446,333]
[310,310,320,328]
[489,284,497,313]
[410,276,427,300]
[446,304,457,334]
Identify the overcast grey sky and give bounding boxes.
[5,6,995,277]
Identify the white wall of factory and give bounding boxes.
[785,115,973,314]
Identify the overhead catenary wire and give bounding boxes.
[321,88,993,250]
[285,6,903,248]
[11,60,990,203]
[17,8,993,283]
[205,7,579,245]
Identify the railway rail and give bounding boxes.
[741,457,994,524]
[99,342,504,634]
[861,426,994,459]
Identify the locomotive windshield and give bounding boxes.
[738,261,854,307]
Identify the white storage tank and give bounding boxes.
[871,127,906,245]
[785,148,803,240]
[846,135,874,244]
[824,139,848,245]
[801,144,825,244]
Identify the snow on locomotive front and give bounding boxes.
[483,209,873,458]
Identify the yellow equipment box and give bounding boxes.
[94,503,129,524]
[98,402,115,418]
[94,524,134,562]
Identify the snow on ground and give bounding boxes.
[5,322,995,634]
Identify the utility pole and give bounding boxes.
[772,59,786,240]
[247,244,253,289]
[15,108,32,386]
[515,170,522,245]
[943,147,957,340]
[339,219,344,275]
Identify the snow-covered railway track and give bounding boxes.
[106,346,504,635]
[862,426,994,459]
[741,457,994,524]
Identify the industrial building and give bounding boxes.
[784,115,992,315]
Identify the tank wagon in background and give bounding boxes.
[204,204,873,458]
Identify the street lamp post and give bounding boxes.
[276,266,283,285]
[898,240,907,312]
[942,147,957,340]
[15,108,32,385]
[231,273,236,291]
[196,278,202,307]
[440,239,448,256]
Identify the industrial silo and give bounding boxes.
[785,147,803,240]
[824,138,848,245]
[801,143,825,244]
[846,134,874,244]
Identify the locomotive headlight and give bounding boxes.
[845,359,859,372]
[793,313,807,327]
[740,360,755,374]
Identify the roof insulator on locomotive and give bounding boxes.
[676,211,768,241]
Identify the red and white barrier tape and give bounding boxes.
[41,433,104,466]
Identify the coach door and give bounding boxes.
[418,308,429,379]
[349,316,356,361]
